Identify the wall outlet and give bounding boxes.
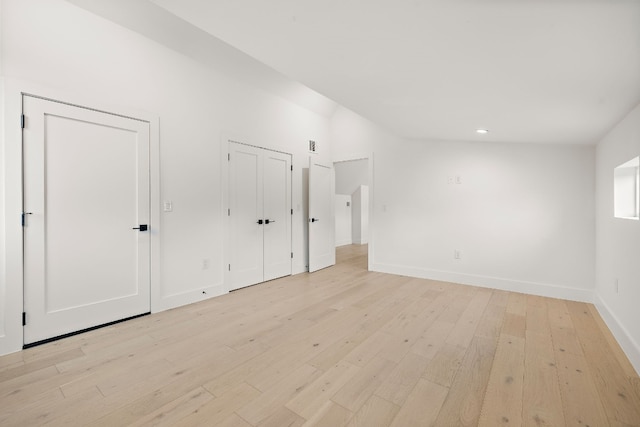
[202,258,210,270]
[455,175,462,184]
[447,176,454,184]
[454,250,461,260]
[163,201,173,212]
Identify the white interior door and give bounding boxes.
[309,158,335,272]
[229,142,292,290]
[229,143,264,290]
[23,95,151,345]
[263,151,292,281]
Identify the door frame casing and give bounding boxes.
[332,152,374,272]
[0,79,160,355]
[221,136,293,293]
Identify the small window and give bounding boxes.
[614,156,639,220]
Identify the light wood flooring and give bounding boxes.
[1,244,640,426]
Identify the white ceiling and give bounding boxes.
[84,0,640,144]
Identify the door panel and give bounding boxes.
[229,143,264,290]
[263,152,291,281]
[308,159,336,272]
[23,95,150,344]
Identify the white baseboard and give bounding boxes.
[153,283,226,313]
[593,294,640,376]
[371,263,593,303]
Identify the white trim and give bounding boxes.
[593,293,640,375]
[333,152,374,271]
[371,262,594,303]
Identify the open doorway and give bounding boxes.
[334,158,369,269]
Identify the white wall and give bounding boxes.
[335,159,368,195]
[0,0,332,355]
[331,106,596,301]
[334,194,352,247]
[595,102,640,373]
[352,185,369,245]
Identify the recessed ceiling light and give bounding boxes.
[476,129,489,134]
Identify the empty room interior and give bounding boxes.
[1,0,640,426]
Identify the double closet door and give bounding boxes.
[228,142,292,291]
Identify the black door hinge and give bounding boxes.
[291,165,293,171]
[21,114,25,129]
[291,208,293,215]
[22,312,26,326]
[228,264,231,271]
[21,212,32,227]
[291,252,293,259]
[228,153,230,161]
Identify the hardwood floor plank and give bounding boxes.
[345,395,399,427]
[446,289,492,348]
[0,348,84,383]
[173,382,260,426]
[216,413,252,427]
[474,302,506,340]
[0,352,25,372]
[550,326,583,356]
[331,356,397,412]
[488,290,509,307]
[374,352,430,406]
[501,312,526,338]
[578,335,640,424]
[236,363,320,425]
[89,369,226,426]
[523,331,565,427]
[2,387,105,426]
[506,292,527,316]
[478,334,525,427]
[423,343,467,388]
[555,345,610,427]
[255,406,306,427]
[389,378,448,427]
[411,320,455,359]
[285,360,361,420]
[433,336,498,426]
[525,299,550,335]
[301,401,352,427]
[128,386,215,427]
[587,304,639,380]
[566,302,640,424]
[1,245,638,427]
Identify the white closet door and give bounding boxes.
[263,151,292,281]
[23,95,151,345]
[228,142,292,290]
[229,142,264,290]
[308,158,336,272]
